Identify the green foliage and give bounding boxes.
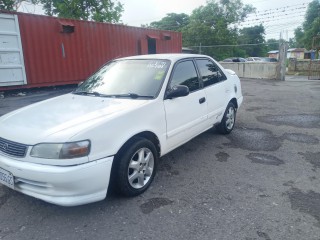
[238,24,267,57]
[147,0,254,60]
[149,13,190,31]
[0,0,123,23]
[293,0,320,49]
[303,0,320,31]
[0,0,37,11]
[190,0,254,26]
[38,0,124,23]
[291,28,305,48]
[0,0,15,10]
[183,0,255,60]
[266,38,279,52]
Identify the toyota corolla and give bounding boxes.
[0,54,243,206]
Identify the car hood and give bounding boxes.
[0,93,149,145]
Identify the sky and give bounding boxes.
[118,0,313,39]
[20,0,314,40]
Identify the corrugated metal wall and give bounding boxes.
[1,12,182,89]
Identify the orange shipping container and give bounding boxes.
[0,12,182,90]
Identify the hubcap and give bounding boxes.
[128,147,154,189]
[225,107,235,130]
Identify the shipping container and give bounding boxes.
[0,11,182,90]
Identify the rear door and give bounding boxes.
[163,59,208,151]
[195,58,229,125]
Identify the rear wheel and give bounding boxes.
[216,102,236,134]
[114,137,158,197]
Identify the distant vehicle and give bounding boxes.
[260,57,278,62]
[222,57,247,62]
[246,57,263,62]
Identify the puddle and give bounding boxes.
[247,153,284,166]
[287,188,320,225]
[158,162,172,171]
[259,194,271,198]
[158,161,179,176]
[215,152,230,162]
[257,114,320,128]
[225,128,281,151]
[299,152,320,170]
[257,231,271,240]
[283,181,295,187]
[140,197,173,214]
[246,107,263,112]
[282,133,319,144]
[243,94,256,97]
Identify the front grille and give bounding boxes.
[0,137,28,158]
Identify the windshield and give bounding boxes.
[74,59,170,98]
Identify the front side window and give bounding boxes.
[196,59,226,87]
[169,60,200,92]
[74,59,170,98]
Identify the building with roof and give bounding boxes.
[287,48,306,59]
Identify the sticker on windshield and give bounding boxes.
[154,70,165,81]
[147,61,167,69]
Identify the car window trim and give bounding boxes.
[194,57,227,88]
[164,58,202,99]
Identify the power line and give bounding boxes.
[187,42,279,48]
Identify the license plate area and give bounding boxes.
[0,167,14,189]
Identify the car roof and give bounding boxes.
[119,54,211,62]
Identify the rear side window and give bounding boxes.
[169,60,200,92]
[196,59,227,87]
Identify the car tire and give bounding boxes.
[216,102,236,134]
[114,137,158,197]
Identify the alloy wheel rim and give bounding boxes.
[128,147,154,189]
[226,107,235,130]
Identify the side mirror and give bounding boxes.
[165,85,189,99]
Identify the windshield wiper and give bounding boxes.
[73,91,154,99]
[102,93,154,99]
[72,91,101,97]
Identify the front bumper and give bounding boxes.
[0,154,113,206]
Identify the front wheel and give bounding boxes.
[216,102,236,134]
[114,137,158,197]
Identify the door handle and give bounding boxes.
[199,97,206,104]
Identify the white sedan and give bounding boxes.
[0,54,243,206]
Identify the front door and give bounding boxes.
[164,60,208,151]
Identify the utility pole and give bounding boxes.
[276,31,288,81]
[277,41,288,81]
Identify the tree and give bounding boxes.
[293,0,320,49]
[148,13,190,31]
[238,24,267,57]
[292,27,305,48]
[266,38,279,52]
[38,0,123,23]
[0,0,37,11]
[0,0,123,23]
[182,0,254,60]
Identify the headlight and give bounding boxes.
[30,140,90,159]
